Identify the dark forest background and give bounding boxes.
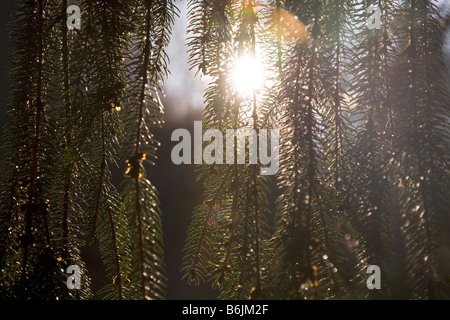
[0,0,217,299]
[0,0,449,300]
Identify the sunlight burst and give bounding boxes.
[230,55,266,97]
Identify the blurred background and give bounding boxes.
[0,0,449,300]
[0,0,216,300]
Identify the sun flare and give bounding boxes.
[230,55,266,97]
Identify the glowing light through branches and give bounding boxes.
[230,54,266,97]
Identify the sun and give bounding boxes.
[230,54,266,97]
